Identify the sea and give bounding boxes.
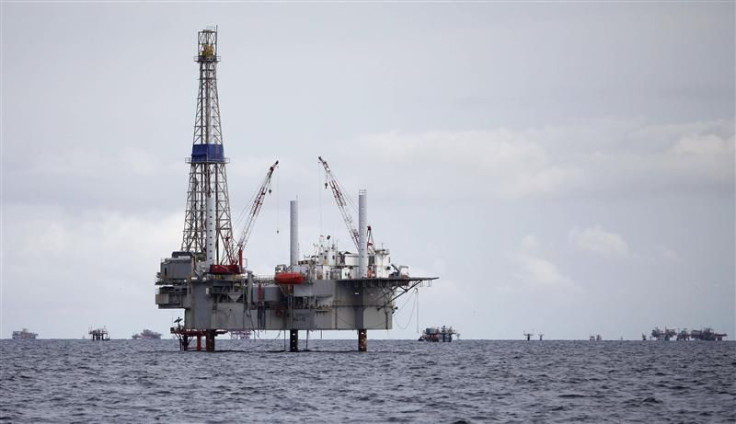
[1,338,734,423]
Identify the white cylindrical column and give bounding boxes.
[290,200,298,267]
[206,195,216,266]
[358,190,368,278]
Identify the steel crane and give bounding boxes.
[318,156,373,253]
[227,160,279,269]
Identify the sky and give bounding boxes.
[1,1,734,340]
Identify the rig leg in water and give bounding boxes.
[180,335,190,351]
[290,329,299,352]
[358,329,367,352]
[205,330,216,352]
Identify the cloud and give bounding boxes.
[652,244,678,261]
[670,133,733,156]
[521,234,540,251]
[510,235,574,289]
[569,226,631,257]
[6,205,183,282]
[663,132,735,181]
[514,254,574,289]
[2,204,183,337]
[345,118,733,202]
[354,129,581,199]
[23,146,176,179]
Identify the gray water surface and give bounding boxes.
[1,339,734,423]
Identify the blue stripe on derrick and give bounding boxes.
[191,144,225,163]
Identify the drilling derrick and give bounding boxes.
[182,27,234,268]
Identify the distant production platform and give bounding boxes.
[154,27,436,352]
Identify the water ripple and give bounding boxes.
[0,339,734,423]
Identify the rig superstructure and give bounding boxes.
[419,326,458,342]
[88,327,109,341]
[132,329,162,340]
[647,327,727,341]
[12,329,37,340]
[155,28,436,352]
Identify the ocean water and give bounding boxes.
[1,338,734,423]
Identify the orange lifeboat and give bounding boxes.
[275,272,306,285]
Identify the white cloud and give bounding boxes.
[521,234,540,251]
[25,146,177,179]
[663,133,735,181]
[670,133,733,156]
[569,226,631,257]
[514,254,574,289]
[2,204,183,337]
[652,244,678,261]
[354,129,581,199]
[510,235,574,290]
[346,119,733,201]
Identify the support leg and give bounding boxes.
[196,335,202,351]
[205,330,216,352]
[358,329,367,352]
[290,329,298,352]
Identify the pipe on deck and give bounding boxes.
[358,191,367,278]
[290,200,298,267]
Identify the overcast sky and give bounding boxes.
[2,2,734,340]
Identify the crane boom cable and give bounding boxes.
[228,160,279,264]
[233,181,261,230]
[237,160,279,250]
[317,156,375,254]
[319,156,360,251]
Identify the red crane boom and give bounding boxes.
[227,160,279,269]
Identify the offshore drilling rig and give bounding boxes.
[155,27,436,352]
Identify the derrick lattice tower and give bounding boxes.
[181,27,234,266]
